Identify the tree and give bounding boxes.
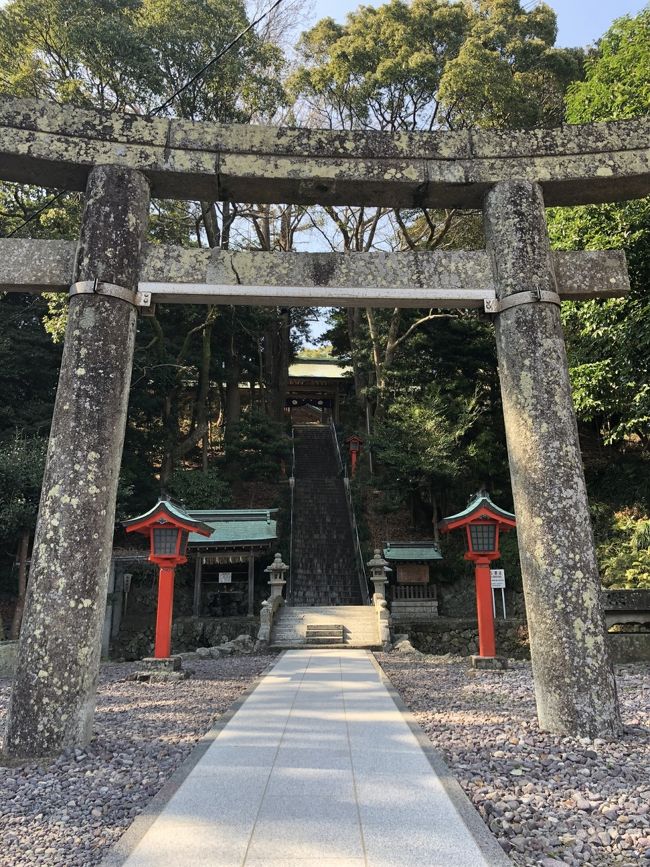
[546,8,650,589]
[547,8,650,449]
[0,0,300,494]
[563,8,650,122]
[291,0,584,419]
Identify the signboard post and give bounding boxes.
[490,569,506,619]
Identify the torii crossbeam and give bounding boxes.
[2,96,649,758]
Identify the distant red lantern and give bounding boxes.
[124,500,211,659]
[345,434,364,477]
[439,491,516,660]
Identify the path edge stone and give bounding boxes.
[369,653,513,867]
[99,653,283,867]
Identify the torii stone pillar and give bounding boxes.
[484,180,621,738]
[3,165,150,758]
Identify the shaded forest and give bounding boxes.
[0,0,648,631]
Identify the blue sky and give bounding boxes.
[306,0,647,47]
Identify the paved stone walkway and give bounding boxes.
[116,650,508,867]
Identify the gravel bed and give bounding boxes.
[377,652,650,867]
[0,655,274,867]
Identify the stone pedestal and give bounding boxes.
[128,655,189,683]
[471,655,509,671]
[269,578,287,602]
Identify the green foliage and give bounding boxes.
[291,0,469,129]
[372,388,467,490]
[547,8,650,449]
[0,0,284,118]
[565,9,650,122]
[549,200,650,445]
[0,435,47,543]
[231,412,291,481]
[166,467,232,509]
[599,511,650,590]
[0,295,62,436]
[546,6,650,584]
[291,0,582,131]
[439,0,583,128]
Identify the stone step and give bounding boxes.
[305,625,344,645]
[271,604,379,648]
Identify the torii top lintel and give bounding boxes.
[0,97,649,208]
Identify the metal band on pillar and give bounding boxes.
[70,279,152,309]
[484,288,561,315]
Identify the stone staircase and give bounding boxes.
[291,425,363,607]
[271,605,380,648]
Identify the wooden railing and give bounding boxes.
[392,584,437,601]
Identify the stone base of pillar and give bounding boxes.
[471,655,509,671]
[127,655,190,682]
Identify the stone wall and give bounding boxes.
[110,616,260,660]
[609,633,650,664]
[391,599,438,623]
[406,618,650,664]
[172,617,260,652]
[406,618,530,659]
[436,579,527,620]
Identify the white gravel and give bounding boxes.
[0,655,274,867]
[377,653,650,867]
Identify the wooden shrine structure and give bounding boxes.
[1,95,649,756]
[188,508,278,617]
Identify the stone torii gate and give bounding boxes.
[1,96,649,757]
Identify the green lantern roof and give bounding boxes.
[383,541,443,562]
[439,490,516,528]
[123,499,212,536]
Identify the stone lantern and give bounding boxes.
[367,548,390,599]
[265,552,288,601]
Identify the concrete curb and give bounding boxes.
[368,652,513,867]
[99,653,283,867]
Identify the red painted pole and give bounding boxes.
[475,558,496,657]
[350,450,358,477]
[154,565,176,658]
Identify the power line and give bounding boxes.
[2,190,67,238]
[149,0,286,116]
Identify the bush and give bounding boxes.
[166,467,232,509]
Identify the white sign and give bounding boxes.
[490,569,506,589]
[218,572,232,584]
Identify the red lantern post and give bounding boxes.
[345,434,364,477]
[123,500,211,659]
[439,491,516,665]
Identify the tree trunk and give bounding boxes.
[9,530,30,640]
[224,322,241,459]
[264,308,290,423]
[346,307,368,414]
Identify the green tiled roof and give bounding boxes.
[383,541,443,562]
[187,508,278,547]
